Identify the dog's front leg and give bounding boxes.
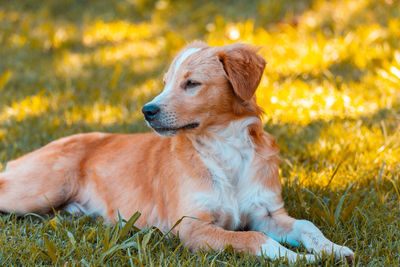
[177,215,315,263]
[257,208,354,262]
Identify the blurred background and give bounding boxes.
[0,0,399,183]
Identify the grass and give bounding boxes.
[0,0,399,265]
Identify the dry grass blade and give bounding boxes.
[324,161,343,189]
[387,177,400,207]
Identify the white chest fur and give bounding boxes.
[189,118,282,230]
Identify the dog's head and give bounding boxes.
[142,41,266,136]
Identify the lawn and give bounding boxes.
[0,0,399,265]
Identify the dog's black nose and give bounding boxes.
[142,104,160,121]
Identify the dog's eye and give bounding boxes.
[184,80,201,89]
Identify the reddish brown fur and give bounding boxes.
[218,44,266,102]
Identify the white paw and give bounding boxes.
[293,220,354,263]
[315,243,354,263]
[333,245,354,263]
[259,238,316,263]
[294,253,317,264]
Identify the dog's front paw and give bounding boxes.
[333,245,354,263]
[314,243,354,263]
[294,220,354,263]
[259,238,317,263]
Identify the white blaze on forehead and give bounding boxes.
[150,47,201,104]
[172,48,202,76]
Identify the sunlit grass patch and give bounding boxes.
[56,38,165,76]
[65,102,126,125]
[0,92,58,123]
[83,20,157,46]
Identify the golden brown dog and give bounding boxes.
[0,41,354,263]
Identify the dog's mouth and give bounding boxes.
[153,122,200,134]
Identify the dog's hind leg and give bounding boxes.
[0,148,81,215]
[0,168,75,215]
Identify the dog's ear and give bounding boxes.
[217,44,266,101]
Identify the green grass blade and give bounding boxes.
[152,216,202,251]
[334,181,357,223]
[119,211,141,241]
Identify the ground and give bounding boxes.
[0,0,399,265]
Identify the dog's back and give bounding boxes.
[0,131,211,232]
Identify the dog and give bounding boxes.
[0,41,354,263]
